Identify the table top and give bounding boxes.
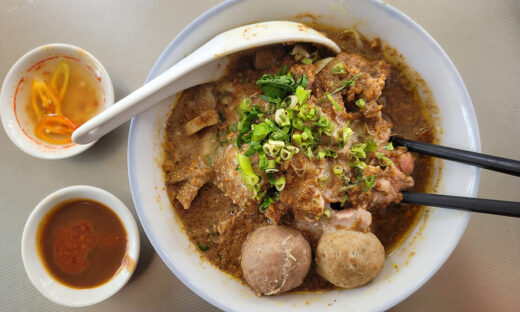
[1,0,519,311]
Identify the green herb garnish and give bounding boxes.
[363,176,376,192]
[331,74,361,95]
[376,152,394,167]
[331,62,346,74]
[236,153,259,187]
[355,98,366,108]
[198,243,210,252]
[325,92,342,112]
[301,57,313,65]
[256,67,308,99]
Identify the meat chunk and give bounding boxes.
[212,145,259,208]
[314,52,391,118]
[293,208,372,243]
[371,165,414,208]
[277,154,329,222]
[175,158,212,209]
[389,147,415,176]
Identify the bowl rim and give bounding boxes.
[0,43,115,159]
[21,185,140,307]
[128,0,480,311]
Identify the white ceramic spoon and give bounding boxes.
[72,21,340,144]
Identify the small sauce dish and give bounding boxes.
[21,185,140,307]
[0,44,114,159]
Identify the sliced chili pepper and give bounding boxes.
[31,79,62,120]
[50,61,70,101]
[34,115,77,145]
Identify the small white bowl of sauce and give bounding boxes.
[0,43,114,159]
[21,185,140,307]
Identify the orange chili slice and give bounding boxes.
[34,115,77,145]
[31,79,62,120]
[49,61,70,101]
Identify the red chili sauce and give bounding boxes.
[36,199,127,288]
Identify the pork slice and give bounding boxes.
[175,158,212,209]
[212,144,259,208]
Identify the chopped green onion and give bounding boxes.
[273,176,286,191]
[355,98,366,108]
[264,159,277,173]
[295,86,311,104]
[351,159,367,170]
[351,143,367,159]
[323,208,332,218]
[236,153,259,187]
[301,57,313,65]
[333,164,343,176]
[280,148,292,161]
[366,140,378,152]
[292,117,304,130]
[258,150,268,171]
[302,127,314,142]
[264,119,289,141]
[262,140,285,157]
[376,152,394,166]
[363,176,376,192]
[292,133,302,145]
[251,122,273,142]
[287,95,298,108]
[385,142,394,151]
[317,150,326,160]
[325,149,338,158]
[340,194,348,206]
[325,91,342,112]
[274,109,291,127]
[286,145,299,154]
[315,115,332,128]
[318,174,329,185]
[259,196,274,213]
[323,123,335,137]
[331,62,346,74]
[303,145,314,158]
[238,98,252,115]
[198,242,210,252]
[338,127,353,148]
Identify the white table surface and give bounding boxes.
[1,0,519,311]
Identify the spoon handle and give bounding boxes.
[402,192,520,218]
[71,56,226,144]
[390,136,520,177]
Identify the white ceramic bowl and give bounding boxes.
[0,43,114,159]
[21,185,140,307]
[128,0,480,311]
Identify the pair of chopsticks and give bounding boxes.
[390,136,520,218]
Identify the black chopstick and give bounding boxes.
[390,136,520,177]
[402,192,520,217]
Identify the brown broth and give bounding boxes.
[36,199,127,288]
[162,26,437,293]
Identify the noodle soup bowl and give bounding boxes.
[128,0,480,311]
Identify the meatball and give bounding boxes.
[316,230,385,289]
[241,225,311,295]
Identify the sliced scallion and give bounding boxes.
[325,91,342,112]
